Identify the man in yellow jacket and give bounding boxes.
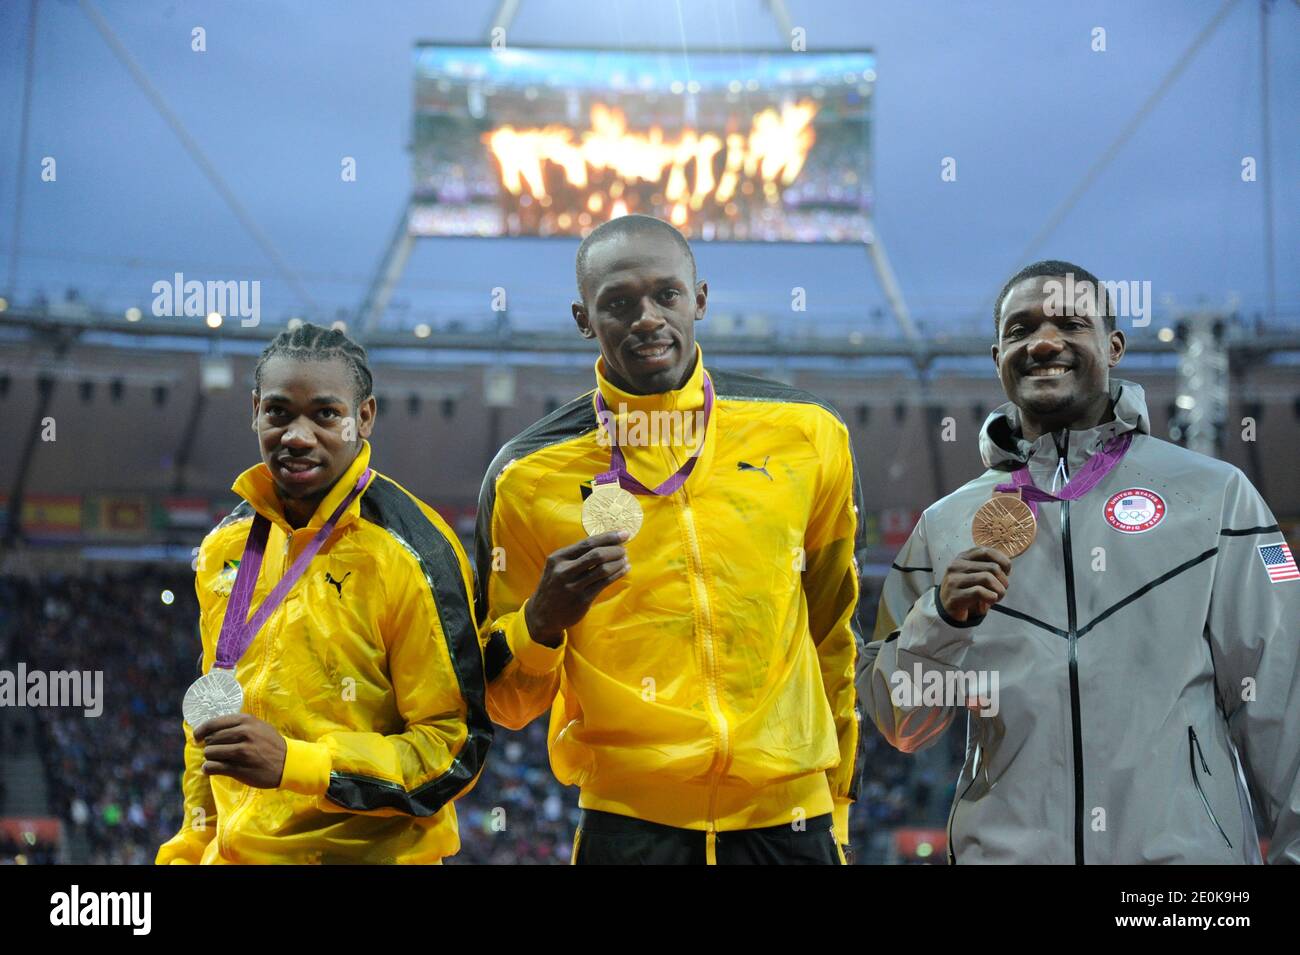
[157,323,488,864]
[476,215,865,864]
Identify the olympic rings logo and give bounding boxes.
[1104,488,1166,534]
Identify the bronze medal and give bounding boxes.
[581,481,644,540]
[971,493,1037,558]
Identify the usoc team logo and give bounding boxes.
[1104,488,1166,533]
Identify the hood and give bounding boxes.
[978,378,1151,473]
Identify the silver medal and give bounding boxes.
[182,668,244,728]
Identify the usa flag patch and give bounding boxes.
[1257,543,1300,583]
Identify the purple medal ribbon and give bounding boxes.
[593,374,714,495]
[212,467,371,671]
[994,432,1132,517]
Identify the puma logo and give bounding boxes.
[737,456,773,481]
[324,570,352,598]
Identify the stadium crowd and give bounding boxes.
[0,569,959,864]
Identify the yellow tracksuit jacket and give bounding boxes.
[475,347,865,841]
[156,442,489,864]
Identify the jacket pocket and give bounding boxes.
[1187,726,1232,849]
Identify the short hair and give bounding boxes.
[575,214,697,300]
[993,259,1115,335]
[253,322,373,407]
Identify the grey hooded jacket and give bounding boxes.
[860,380,1299,864]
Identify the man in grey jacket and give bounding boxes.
[861,259,1299,864]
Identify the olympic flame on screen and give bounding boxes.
[483,100,817,229]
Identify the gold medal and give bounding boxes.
[972,493,1037,558]
[581,481,644,540]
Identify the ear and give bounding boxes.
[572,300,595,339]
[356,395,377,440]
[1108,328,1126,367]
[990,342,1001,370]
[250,389,260,432]
[694,279,708,321]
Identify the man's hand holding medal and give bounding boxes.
[524,530,632,648]
[940,490,1036,622]
[939,546,1013,623]
[194,713,288,789]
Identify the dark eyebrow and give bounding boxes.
[260,393,347,406]
[598,274,686,298]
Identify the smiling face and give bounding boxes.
[251,356,375,520]
[571,230,707,395]
[992,275,1126,440]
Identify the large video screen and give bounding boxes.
[411,45,874,243]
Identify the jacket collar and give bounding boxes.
[232,440,374,535]
[591,343,717,485]
[979,379,1150,475]
[594,343,706,416]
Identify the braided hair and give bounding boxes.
[253,323,373,407]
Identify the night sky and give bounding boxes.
[2,0,1295,340]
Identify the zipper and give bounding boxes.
[218,529,294,860]
[946,725,979,864]
[1057,430,1086,866]
[680,491,730,860]
[1188,726,1233,848]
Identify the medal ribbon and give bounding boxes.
[593,374,715,495]
[994,432,1132,517]
[213,467,371,670]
